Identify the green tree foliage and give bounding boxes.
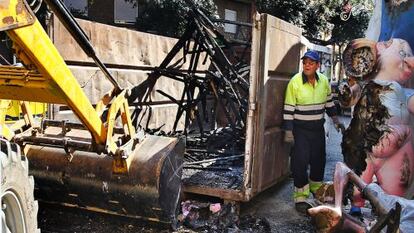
[254,0,308,27]
[134,0,217,38]
[328,3,372,44]
[256,0,373,44]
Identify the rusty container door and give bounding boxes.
[243,13,302,200]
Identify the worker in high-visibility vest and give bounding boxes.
[283,50,345,213]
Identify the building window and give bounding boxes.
[63,0,88,17]
[224,9,237,34]
[114,0,138,24]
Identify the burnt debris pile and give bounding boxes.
[175,200,271,233]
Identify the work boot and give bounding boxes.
[311,181,335,204]
[294,184,314,214]
[309,180,323,194]
[295,200,314,214]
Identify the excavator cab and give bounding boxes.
[0,0,183,231]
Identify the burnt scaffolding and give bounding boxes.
[127,0,252,190]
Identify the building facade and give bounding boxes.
[62,0,253,35]
[63,0,138,28]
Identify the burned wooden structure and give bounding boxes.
[123,0,250,193]
[128,0,250,136]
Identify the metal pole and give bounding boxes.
[44,0,122,94]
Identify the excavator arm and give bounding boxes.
[0,0,125,149]
[0,0,183,226]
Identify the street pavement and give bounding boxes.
[241,116,351,233]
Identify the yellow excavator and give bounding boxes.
[0,0,184,232]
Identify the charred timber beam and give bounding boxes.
[191,15,249,91]
[186,148,243,155]
[185,155,243,165]
[183,165,232,171]
[128,24,195,105]
[212,19,252,27]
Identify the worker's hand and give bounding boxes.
[284,130,294,144]
[338,82,352,106]
[338,82,351,96]
[334,122,346,133]
[332,116,345,133]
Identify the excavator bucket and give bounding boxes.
[24,133,184,223]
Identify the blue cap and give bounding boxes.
[301,50,320,62]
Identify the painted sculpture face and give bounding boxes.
[376,38,413,84]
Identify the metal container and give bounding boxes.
[183,13,302,202]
